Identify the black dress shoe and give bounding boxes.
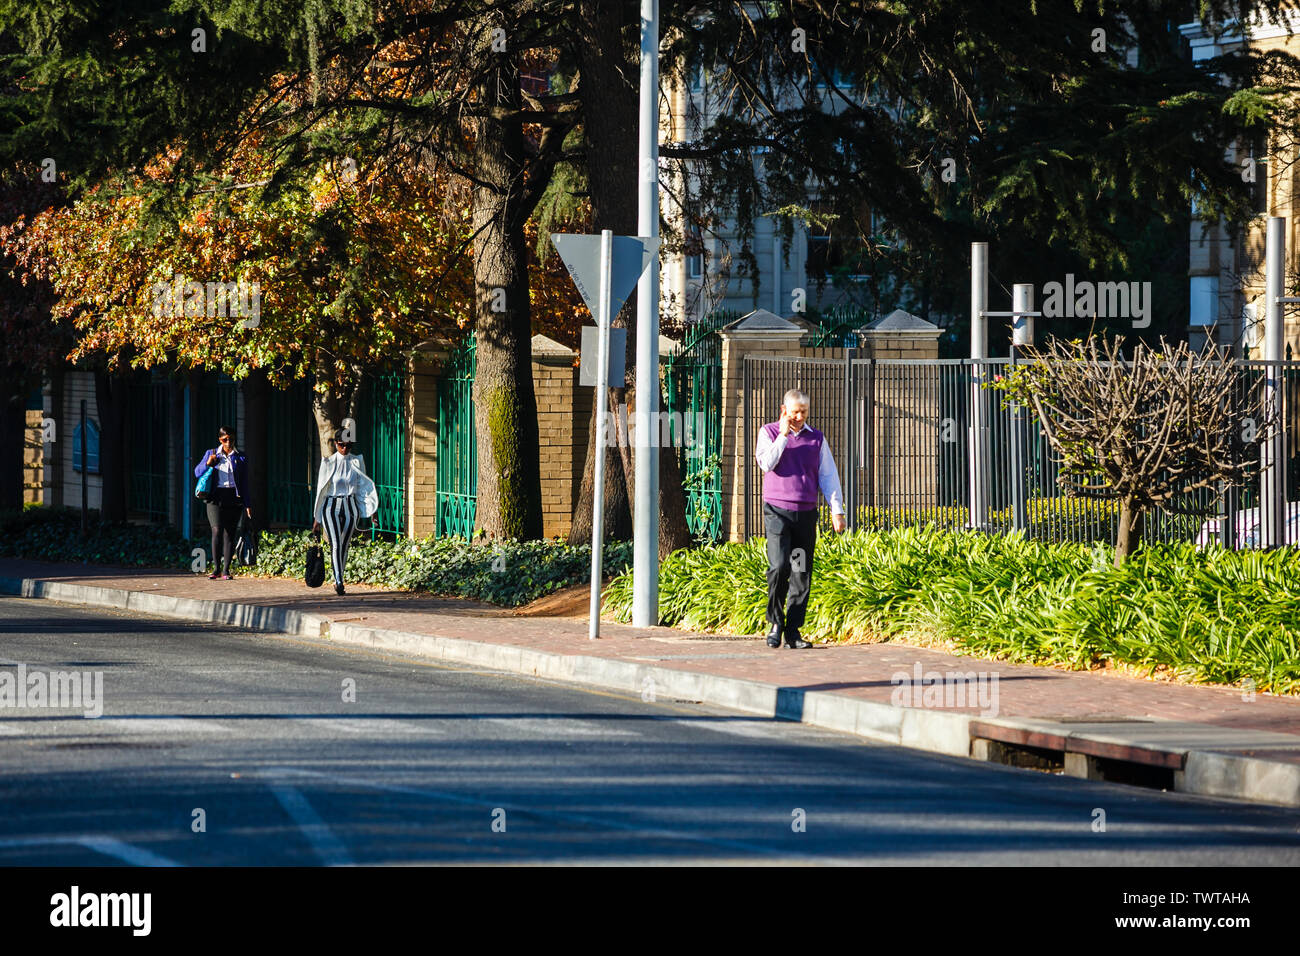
[784,629,812,649]
[335,583,346,596]
[765,625,782,648]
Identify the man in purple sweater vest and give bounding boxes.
[755,388,847,648]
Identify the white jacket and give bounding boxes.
[313,452,380,524]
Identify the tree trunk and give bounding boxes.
[310,370,358,461]
[0,367,26,513]
[241,368,270,531]
[569,389,633,543]
[93,368,131,523]
[567,0,692,555]
[470,49,543,541]
[1115,495,1144,566]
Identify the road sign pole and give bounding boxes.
[1263,217,1286,549]
[632,0,660,628]
[969,241,990,529]
[1009,282,1033,534]
[589,228,614,639]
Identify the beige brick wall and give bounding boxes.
[23,409,43,504]
[408,354,440,539]
[534,353,589,540]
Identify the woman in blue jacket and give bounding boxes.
[194,425,252,580]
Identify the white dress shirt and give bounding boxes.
[215,451,235,488]
[313,452,380,524]
[755,424,846,515]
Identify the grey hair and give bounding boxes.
[782,388,809,408]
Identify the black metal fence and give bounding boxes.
[742,353,1300,549]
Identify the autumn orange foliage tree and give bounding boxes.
[13,138,476,457]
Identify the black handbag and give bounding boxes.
[234,514,259,567]
[304,535,326,589]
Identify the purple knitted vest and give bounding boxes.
[762,421,823,511]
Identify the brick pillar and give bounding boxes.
[719,310,805,542]
[408,344,446,539]
[532,334,587,540]
[23,409,43,504]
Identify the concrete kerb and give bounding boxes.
[1179,751,1300,807]
[1,574,1296,807]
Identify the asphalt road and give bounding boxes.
[0,595,1297,865]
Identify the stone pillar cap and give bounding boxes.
[860,309,940,333]
[721,309,805,334]
[531,333,575,355]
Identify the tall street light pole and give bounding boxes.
[632,0,660,627]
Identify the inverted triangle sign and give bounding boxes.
[550,233,660,321]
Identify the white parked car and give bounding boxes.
[1195,503,1300,548]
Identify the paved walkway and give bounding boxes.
[3,557,1299,806]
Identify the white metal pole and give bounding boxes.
[1263,217,1286,549]
[1009,282,1033,533]
[590,229,614,639]
[969,242,990,529]
[632,0,660,628]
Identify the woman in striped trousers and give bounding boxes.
[311,430,380,595]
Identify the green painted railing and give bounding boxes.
[356,370,406,538]
[436,335,477,538]
[799,303,877,347]
[663,311,736,543]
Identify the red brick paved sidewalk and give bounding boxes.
[4,557,1298,743]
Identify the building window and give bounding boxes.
[1188,275,1219,327]
[684,224,705,279]
[72,419,100,474]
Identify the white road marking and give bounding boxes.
[0,835,180,866]
[98,718,232,735]
[294,717,443,736]
[268,784,353,866]
[479,717,639,738]
[663,718,790,739]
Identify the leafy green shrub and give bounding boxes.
[256,529,633,606]
[0,507,199,569]
[604,525,1300,695]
